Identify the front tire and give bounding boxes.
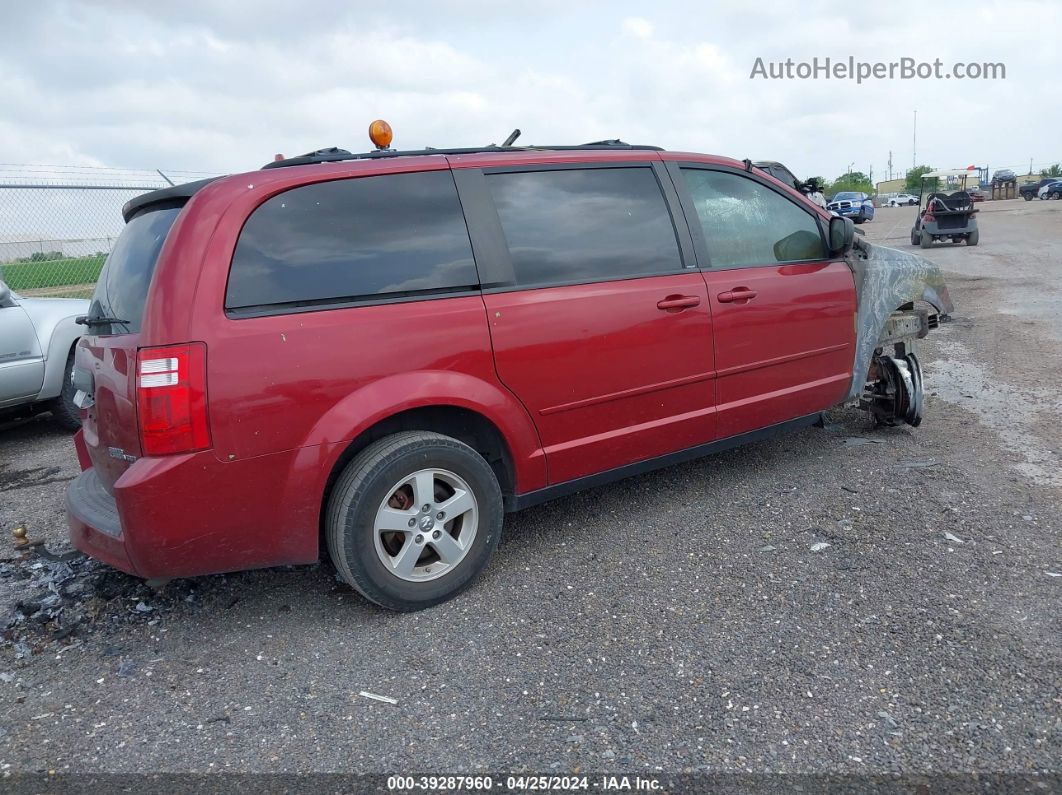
[326,431,503,611]
[48,349,81,431]
[1023,193,1033,201]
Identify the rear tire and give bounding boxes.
[1023,193,1033,201]
[910,228,919,246]
[920,230,933,249]
[48,349,81,431]
[326,431,503,611]
[967,229,979,246]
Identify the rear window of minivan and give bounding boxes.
[89,207,181,334]
[225,170,477,312]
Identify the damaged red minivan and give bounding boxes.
[67,134,953,610]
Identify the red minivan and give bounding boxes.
[67,137,953,610]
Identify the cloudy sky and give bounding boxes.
[2,0,1060,183]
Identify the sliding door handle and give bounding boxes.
[657,295,702,311]
[717,288,758,304]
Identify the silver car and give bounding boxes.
[0,278,87,429]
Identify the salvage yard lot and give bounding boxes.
[0,199,1059,775]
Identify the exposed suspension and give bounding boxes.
[863,348,924,427]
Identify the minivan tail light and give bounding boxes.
[136,343,210,456]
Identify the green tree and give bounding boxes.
[21,250,64,262]
[801,176,826,194]
[1040,163,1062,178]
[828,171,873,196]
[905,165,937,193]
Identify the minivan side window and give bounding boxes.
[226,170,477,311]
[680,169,826,268]
[485,167,683,287]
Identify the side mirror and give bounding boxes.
[828,215,855,254]
[0,279,14,308]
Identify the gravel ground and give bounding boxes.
[0,199,1059,777]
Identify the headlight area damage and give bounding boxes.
[845,238,954,427]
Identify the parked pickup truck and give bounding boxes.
[827,191,875,223]
[1019,178,1062,201]
[887,194,918,207]
[0,279,86,429]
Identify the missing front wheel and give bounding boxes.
[862,350,924,427]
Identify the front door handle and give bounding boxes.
[656,295,701,311]
[717,288,758,304]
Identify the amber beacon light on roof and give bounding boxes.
[368,119,394,150]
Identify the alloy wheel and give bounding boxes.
[372,468,479,582]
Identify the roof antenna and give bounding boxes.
[502,129,521,147]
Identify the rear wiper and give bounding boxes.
[76,315,129,327]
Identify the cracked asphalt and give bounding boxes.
[0,199,1059,777]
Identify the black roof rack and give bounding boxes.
[262,140,663,170]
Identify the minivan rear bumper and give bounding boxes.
[67,467,137,574]
[67,435,322,580]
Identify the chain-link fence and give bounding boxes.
[0,165,216,299]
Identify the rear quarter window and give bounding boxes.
[225,170,477,312]
[89,206,181,334]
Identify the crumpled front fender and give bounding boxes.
[845,238,954,400]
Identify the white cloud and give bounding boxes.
[0,0,1058,184]
[622,17,654,39]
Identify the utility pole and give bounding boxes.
[888,150,893,181]
[912,110,917,169]
[1030,157,1033,176]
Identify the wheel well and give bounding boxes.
[44,337,80,403]
[319,405,516,539]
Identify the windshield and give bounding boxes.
[89,207,180,334]
[772,166,798,187]
[834,192,862,201]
